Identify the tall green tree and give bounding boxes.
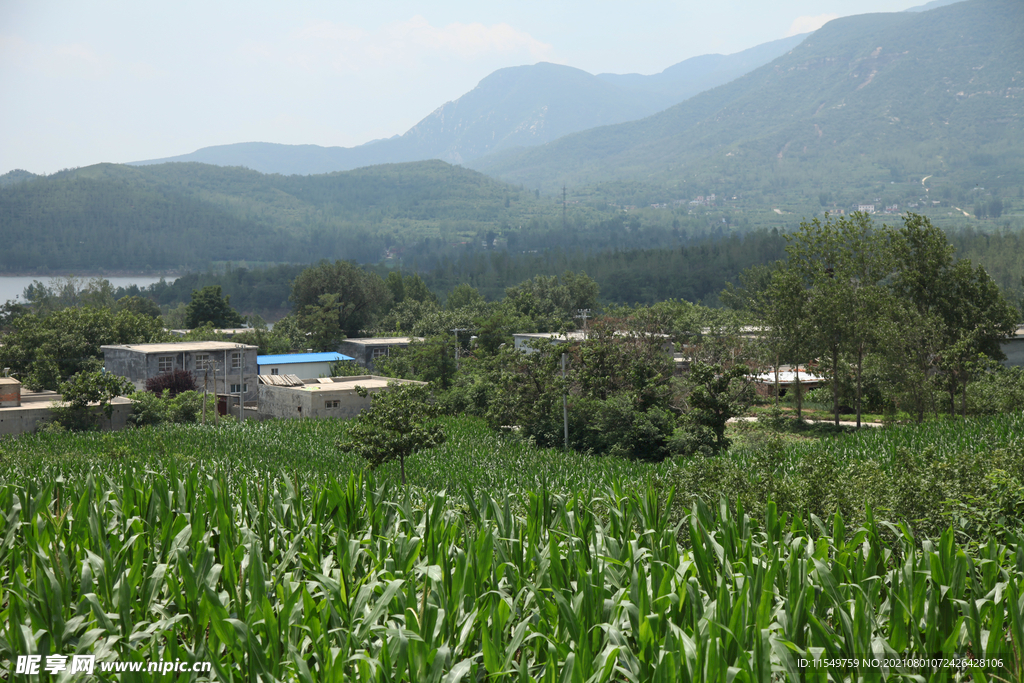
[184,285,244,328]
[777,212,894,426]
[337,383,445,486]
[890,214,1018,417]
[291,261,391,343]
[503,272,599,332]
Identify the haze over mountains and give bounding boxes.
[473,0,1023,203]
[128,34,807,175]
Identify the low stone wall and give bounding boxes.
[0,400,133,437]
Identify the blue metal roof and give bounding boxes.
[257,352,354,365]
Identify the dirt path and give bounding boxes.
[729,416,884,428]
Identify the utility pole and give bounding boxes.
[561,352,569,451]
[576,308,591,333]
[236,344,245,423]
[450,328,471,369]
[202,364,208,425]
[562,185,567,231]
[212,360,219,426]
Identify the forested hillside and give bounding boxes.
[473,0,1024,209]
[0,160,559,271]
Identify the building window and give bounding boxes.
[158,356,173,372]
[231,351,242,369]
[195,353,211,371]
[371,347,389,360]
[325,399,340,409]
[230,383,248,393]
[270,368,279,375]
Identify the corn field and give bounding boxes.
[1,416,1023,681]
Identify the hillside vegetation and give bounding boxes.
[473,0,1024,209]
[0,161,559,271]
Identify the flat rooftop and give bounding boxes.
[299,377,392,391]
[514,332,586,341]
[259,375,424,392]
[341,337,422,345]
[102,341,258,353]
[257,352,354,364]
[0,390,133,410]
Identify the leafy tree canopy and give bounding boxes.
[184,285,244,328]
[337,383,445,485]
[50,370,134,431]
[291,260,392,347]
[0,307,167,390]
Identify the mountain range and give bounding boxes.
[471,0,1023,204]
[2,0,1019,279]
[127,34,807,175]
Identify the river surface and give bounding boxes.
[0,276,172,304]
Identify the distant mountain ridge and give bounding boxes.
[470,0,1023,203]
[127,34,807,175]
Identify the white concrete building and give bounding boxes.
[257,352,355,379]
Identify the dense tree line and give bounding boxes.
[728,213,1020,424]
[2,214,1020,453]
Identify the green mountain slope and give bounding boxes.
[471,0,1024,206]
[0,161,556,272]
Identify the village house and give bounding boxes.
[1001,326,1024,367]
[257,352,354,379]
[338,337,423,370]
[101,341,259,403]
[257,374,425,420]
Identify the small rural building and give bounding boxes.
[512,331,586,353]
[257,352,354,379]
[513,331,678,355]
[752,367,826,398]
[257,374,425,420]
[169,327,253,338]
[101,341,259,403]
[338,337,423,370]
[0,377,21,407]
[1001,326,1024,368]
[0,377,133,436]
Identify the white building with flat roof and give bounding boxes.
[257,374,424,420]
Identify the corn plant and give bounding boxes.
[1,448,1021,682]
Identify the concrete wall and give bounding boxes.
[259,383,385,420]
[0,400,133,437]
[258,361,334,380]
[103,346,258,402]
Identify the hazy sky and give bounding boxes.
[1,1,932,175]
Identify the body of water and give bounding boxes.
[0,276,172,305]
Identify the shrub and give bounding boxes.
[127,391,168,426]
[167,390,203,423]
[966,367,1024,415]
[129,389,206,426]
[145,369,197,397]
[50,371,134,431]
